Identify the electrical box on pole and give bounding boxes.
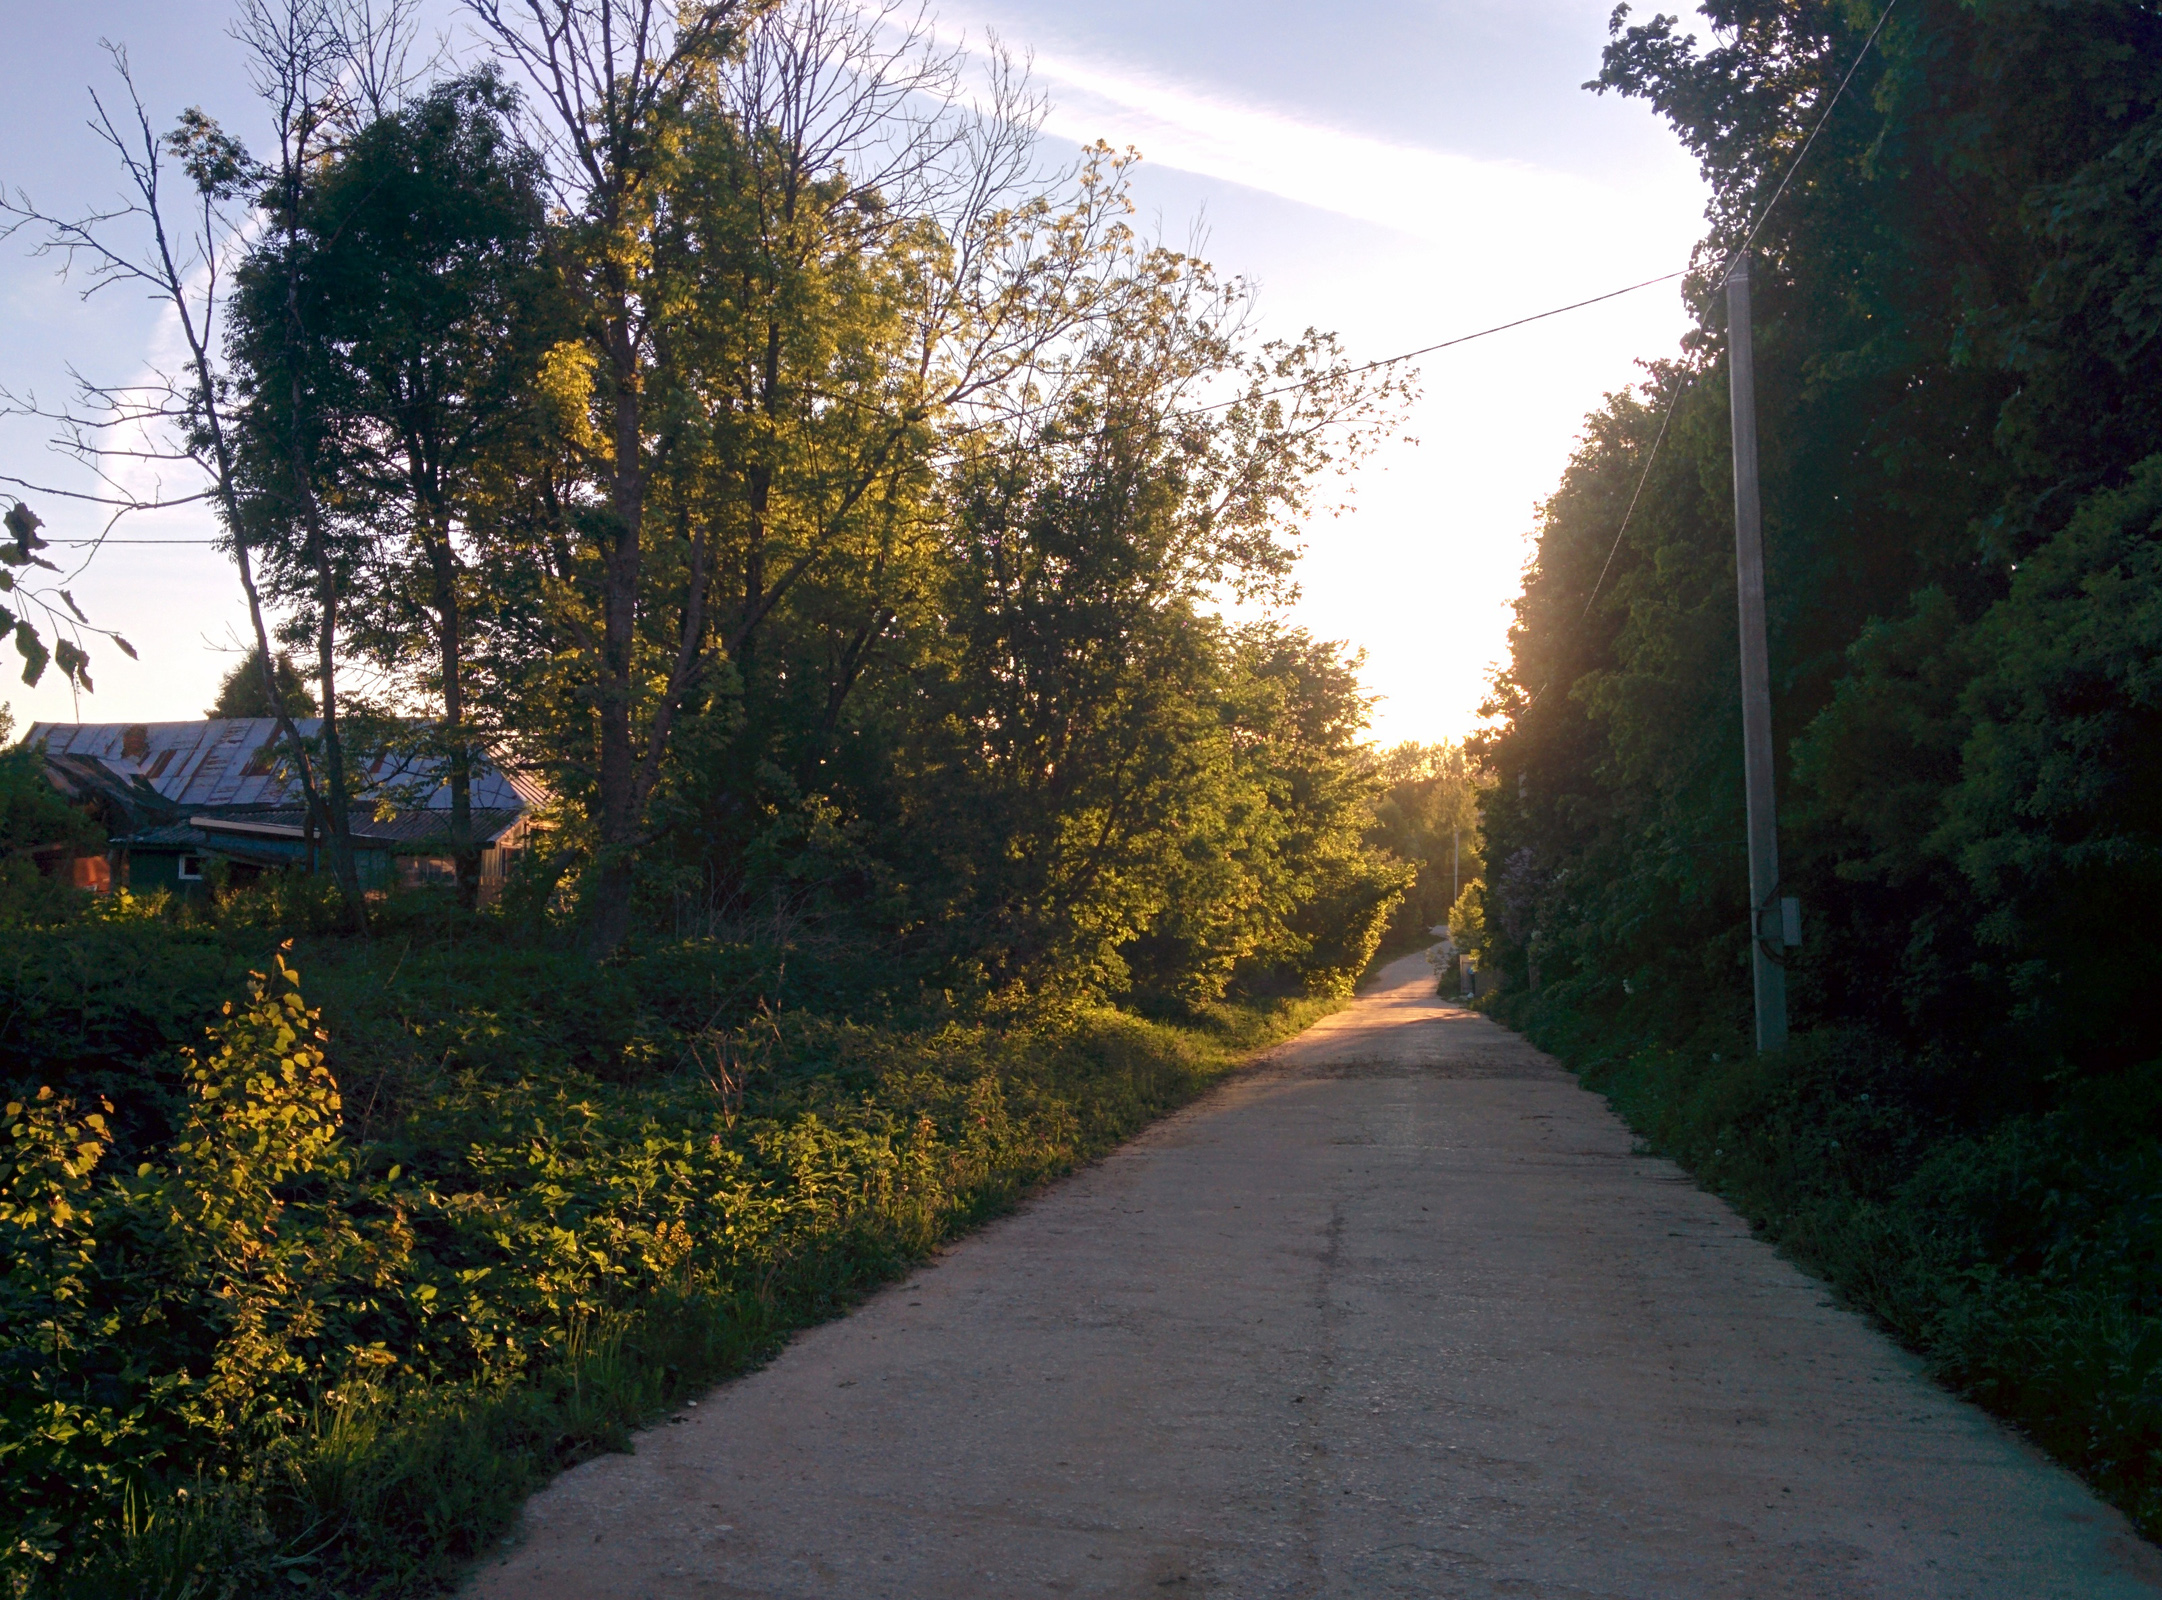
[1726,257,1790,1053]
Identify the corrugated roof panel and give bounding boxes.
[194,721,256,807]
[28,720,547,814]
[149,724,219,799]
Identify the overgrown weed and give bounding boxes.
[2,885,1339,1597]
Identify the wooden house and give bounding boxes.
[26,719,546,902]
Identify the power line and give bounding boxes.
[1580,373,1694,620]
[1573,0,1899,627]
[1185,2,1898,462]
[941,269,1689,443]
[1181,271,1684,416]
[1714,0,1901,293]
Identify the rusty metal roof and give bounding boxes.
[39,749,181,834]
[24,720,547,815]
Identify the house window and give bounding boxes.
[178,854,204,881]
[396,856,457,889]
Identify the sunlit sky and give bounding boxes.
[0,0,1707,746]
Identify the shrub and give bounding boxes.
[2,921,1342,1597]
[0,953,405,1587]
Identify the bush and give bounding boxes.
[1,954,378,1584]
[1,910,1339,1598]
[0,731,101,928]
[0,905,243,1118]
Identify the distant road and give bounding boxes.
[471,952,2161,1598]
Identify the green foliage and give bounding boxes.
[1,506,134,695]
[1534,1018,2162,1540]
[1366,739,1487,946]
[1932,456,2162,1058]
[1445,880,1486,961]
[0,912,243,1152]
[0,714,103,925]
[0,896,1342,1597]
[0,955,368,1583]
[1477,0,2162,1538]
[206,648,317,719]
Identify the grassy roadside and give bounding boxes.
[3,893,1347,1599]
[1481,988,2162,1543]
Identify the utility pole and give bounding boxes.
[1726,257,1792,1052]
[1451,827,1459,906]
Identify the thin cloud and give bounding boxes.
[989,36,1696,262]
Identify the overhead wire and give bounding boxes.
[935,268,1687,445]
[1175,0,1898,438]
[33,9,1899,599]
[1568,0,1900,631]
[1177,271,1683,417]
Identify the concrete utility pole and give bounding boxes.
[1726,258,1793,1052]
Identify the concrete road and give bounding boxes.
[471,952,2162,1598]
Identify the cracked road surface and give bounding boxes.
[470,951,2162,1598]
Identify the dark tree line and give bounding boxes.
[1476,0,2162,1098]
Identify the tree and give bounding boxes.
[455,0,753,952]
[207,646,317,719]
[1476,0,2162,1085]
[1368,740,1489,942]
[221,0,438,926]
[465,0,1159,953]
[895,234,1408,996]
[233,70,556,905]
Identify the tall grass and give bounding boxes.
[2,891,1339,1598]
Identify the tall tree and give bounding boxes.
[239,71,556,905]
[467,0,1145,951]
[903,238,1408,994]
[461,0,754,951]
[1477,0,2162,1084]
[0,51,340,873]
[225,0,430,923]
